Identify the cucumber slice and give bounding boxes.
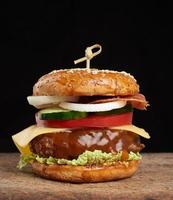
[95,104,133,115]
[39,107,69,114]
[38,104,133,120]
[39,108,87,120]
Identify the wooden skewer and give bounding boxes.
[74,44,102,72]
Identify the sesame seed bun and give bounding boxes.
[31,160,140,183]
[33,69,139,96]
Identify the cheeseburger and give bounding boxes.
[12,44,150,182]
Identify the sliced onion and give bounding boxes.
[27,96,79,108]
[59,101,126,112]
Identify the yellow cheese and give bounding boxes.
[12,124,150,155]
[111,125,150,139]
[12,125,69,155]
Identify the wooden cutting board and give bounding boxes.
[0,153,173,200]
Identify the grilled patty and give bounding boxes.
[30,128,144,159]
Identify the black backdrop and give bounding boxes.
[0,1,172,152]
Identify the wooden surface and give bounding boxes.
[0,153,173,200]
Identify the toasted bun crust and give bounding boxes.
[31,160,140,183]
[33,69,139,96]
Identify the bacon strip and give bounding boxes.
[91,93,149,110]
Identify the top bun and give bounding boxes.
[33,68,139,96]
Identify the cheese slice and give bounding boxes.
[12,124,150,155]
[111,125,150,139]
[12,125,69,155]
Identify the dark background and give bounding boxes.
[0,2,172,152]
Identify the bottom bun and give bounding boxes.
[31,160,140,183]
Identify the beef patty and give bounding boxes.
[30,128,144,159]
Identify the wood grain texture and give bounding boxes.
[0,153,173,200]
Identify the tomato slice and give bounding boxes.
[36,112,133,128]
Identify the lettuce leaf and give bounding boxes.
[17,150,142,169]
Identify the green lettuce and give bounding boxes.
[17,150,142,169]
